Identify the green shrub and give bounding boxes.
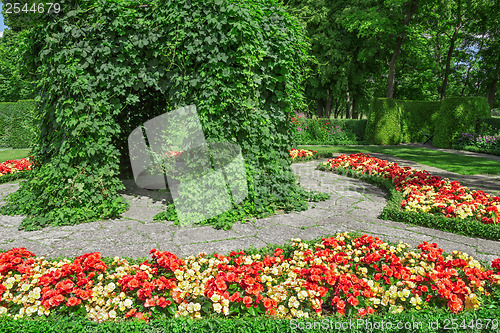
[365,98,402,145]
[9,100,36,149]
[291,118,359,145]
[400,100,441,143]
[0,100,36,149]
[0,102,15,148]
[477,117,500,135]
[433,97,491,148]
[340,119,367,141]
[0,0,328,231]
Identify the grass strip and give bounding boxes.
[299,145,500,175]
[0,149,31,163]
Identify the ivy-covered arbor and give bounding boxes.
[2,0,328,230]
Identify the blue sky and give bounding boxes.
[0,3,7,32]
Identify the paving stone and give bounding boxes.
[428,238,477,257]
[56,220,105,232]
[27,230,74,240]
[83,241,159,259]
[121,205,166,222]
[0,215,24,227]
[0,226,25,241]
[256,225,300,245]
[296,227,335,241]
[180,237,267,257]
[106,231,156,245]
[316,215,357,227]
[318,224,354,236]
[295,208,333,222]
[0,152,497,260]
[231,221,259,237]
[173,226,241,244]
[475,239,500,256]
[474,254,499,263]
[43,238,94,251]
[305,198,339,210]
[0,238,50,254]
[144,231,174,244]
[133,222,180,238]
[250,216,279,229]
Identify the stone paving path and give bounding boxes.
[0,157,499,263]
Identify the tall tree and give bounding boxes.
[0,29,35,101]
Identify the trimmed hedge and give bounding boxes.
[0,102,15,148]
[365,98,402,145]
[0,100,36,149]
[341,119,367,141]
[400,100,441,143]
[433,97,491,148]
[477,116,500,134]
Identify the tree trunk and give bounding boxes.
[440,26,459,100]
[346,89,351,119]
[334,101,341,119]
[440,0,462,100]
[487,78,498,109]
[317,99,325,118]
[351,96,358,119]
[387,0,420,99]
[325,89,333,118]
[461,38,484,97]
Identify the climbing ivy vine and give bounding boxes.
[1,0,329,230]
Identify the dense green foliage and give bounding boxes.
[365,98,402,145]
[477,117,500,133]
[284,0,500,117]
[291,118,360,145]
[0,29,35,102]
[433,97,491,148]
[0,0,331,231]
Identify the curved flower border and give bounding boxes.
[1,233,499,322]
[322,153,500,224]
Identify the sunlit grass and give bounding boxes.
[0,149,31,163]
[298,145,500,175]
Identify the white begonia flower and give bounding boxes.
[108,310,117,319]
[213,303,222,313]
[123,299,133,308]
[105,282,116,293]
[211,294,221,302]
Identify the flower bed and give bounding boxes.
[1,234,499,322]
[0,157,33,184]
[289,148,317,160]
[322,153,500,225]
[0,158,32,176]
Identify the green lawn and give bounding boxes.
[298,145,500,175]
[0,149,31,163]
